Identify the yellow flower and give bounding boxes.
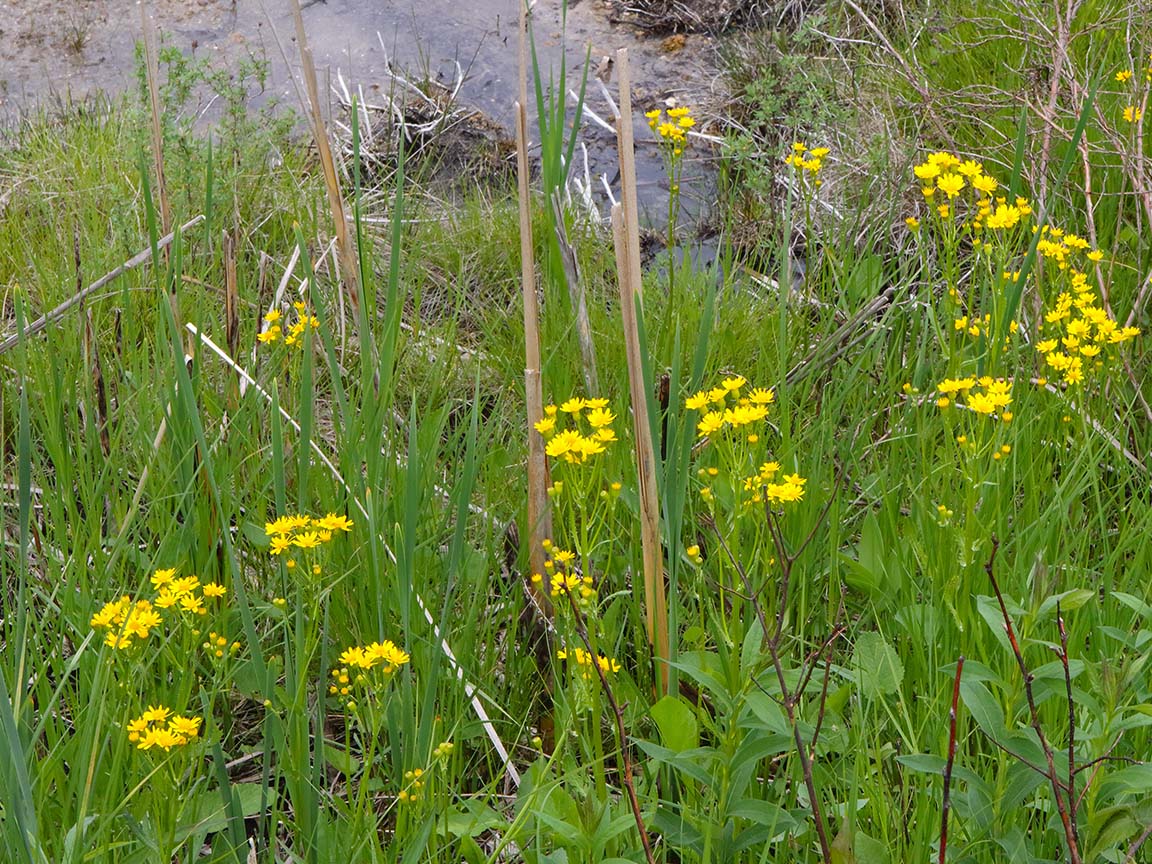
[202,583,227,599]
[936,173,965,198]
[586,407,615,428]
[138,727,182,751]
[292,531,323,549]
[905,216,920,230]
[913,162,940,181]
[697,411,725,438]
[747,387,775,405]
[151,568,177,588]
[685,391,710,411]
[722,375,746,392]
[365,640,410,669]
[168,715,202,739]
[1123,105,1143,122]
[559,397,587,414]
[1116,70,1133,82]
[315,513,354,532]
[971,174,998,195]
[257,326,281,344]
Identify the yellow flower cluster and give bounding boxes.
[202,630,241,659]
[1034,226,1103,270]
[743,461,807,507]
[127,705,202,751]
[265,512,354,556]
[557,646,621,681]
[784,142,830,183]
[535,397,617,464]
[687,376,774,439]
[330,640,409,708]
[151,568,226,615]
[1035,280,1140,386]
[954,313,1018,341]
[935,376,1013,420]
[531,541,596,602]
[336,640,411,673]
[913,152,1034,226]
[257,302,320,346]
[646,106,695,155]
[92,568,227,648]
[1123,106,1143,123]
[91,596,162,648]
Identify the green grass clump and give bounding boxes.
[2,4,1152,862]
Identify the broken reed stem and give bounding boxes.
[516,100,553,611]
[985,540,1082,864]
[0,215,204,355]
[940,656,964,864]
[289,0,362,318]
[550,191,600,395]
[613,50,669,696]
[562,588,655,864]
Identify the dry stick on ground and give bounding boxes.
[550,191,600,395]
[561,587,656,864]
[940,656,964,864]
[985,539,1082,864]
[288,0,361,325]
[614,49,669,695]
[0,216,205,355]
[517,0,554,610]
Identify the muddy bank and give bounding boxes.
[1,0,724,226]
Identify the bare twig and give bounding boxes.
[561,588,655,864]
[940,656,964,864]
[985,539,1081,864]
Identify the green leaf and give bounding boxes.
[960,679,1007,742]
[854,831,891,864]
[895,754,947,775]
[651,695,699,753]
[727,799,796,832]
[1036,589,1095,619]
[852,632,904,698]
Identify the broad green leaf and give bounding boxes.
[852,632,904,699]
[895,754,947,775]
[651,695,699,753]
[960,679,1008,742]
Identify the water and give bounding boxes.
[0,0,719,225]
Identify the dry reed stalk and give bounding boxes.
[516,100,554,613]
[611,203,669,695]
[288,0,362,319]
[517,0,553,609]
[614,51,669,692]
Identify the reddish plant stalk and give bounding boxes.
[940,656,964,864]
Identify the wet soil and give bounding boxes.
[0,0,722,224]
